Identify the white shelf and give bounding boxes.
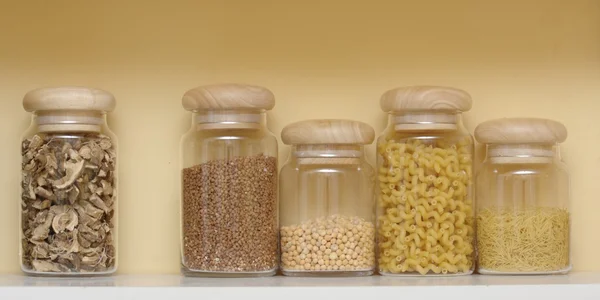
[1,272,600,300]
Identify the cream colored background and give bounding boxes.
[0,0,598,274]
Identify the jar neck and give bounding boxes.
[486,144,557,164]
[34,110,105,133]
[193,109,266,130]
[389,111,461,132]
[292,144,363,165]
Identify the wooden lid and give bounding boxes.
[281,119,375,145]
[475,118,568,144]
[182,83,275,111]
[380,86,472,113]
[23,87,116,112]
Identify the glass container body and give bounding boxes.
[376,112,475,276]
[20,111,118,276]
[180,110,278,277]
[476,145,571,274]
[279,145,376,276]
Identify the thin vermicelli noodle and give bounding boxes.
[477,207,569,273]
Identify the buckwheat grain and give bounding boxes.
[182,154,278,273]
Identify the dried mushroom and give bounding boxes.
[32,260,68,273]
[51,206,78,233]
[21,133,116,273]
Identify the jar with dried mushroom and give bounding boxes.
[280,119,376,277]
[180,84,278,277]
[20,87,118,276]
[376,86,475,276]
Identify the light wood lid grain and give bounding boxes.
[281,119,375,145]
[182,83,275,111]
[23,87,116,112]
[380,86,472,113]
[475,118,567,144]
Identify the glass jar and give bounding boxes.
[20,87,118,276]
[279,119,376,277]
[180,83,278,277]
[376,86,475,276]
[475,118,571,275]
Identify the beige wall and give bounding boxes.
[0,0,598,274]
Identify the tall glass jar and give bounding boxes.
[475,118,571,275]
[20,87,118,276]
[376,86,475,276]
[279,119,376,277]
[180,83,278,277]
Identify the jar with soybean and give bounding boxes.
[20,87,118,276]
[279,119,376,276]
[475,118,571,275]
[180,84,278,277]
[376,86,475,276]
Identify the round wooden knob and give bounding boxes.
[281,119,375,145]
[182,83,275,111]
[380,86,472,113]
[23,87,116,112]
[475,118,568,144]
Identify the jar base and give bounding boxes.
[181,266,276,278]
[477,266,572,275]
[379,270,473,277]
[282,269,374,277]
[22,269,116,277]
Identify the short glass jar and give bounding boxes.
[180,84,278,277]
[376,86,475,276]
[20,87,118,276]
[279,119,376,277]
[475,118,571,275]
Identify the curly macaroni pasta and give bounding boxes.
[377,137,474,275]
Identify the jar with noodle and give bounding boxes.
[475,118,571,275]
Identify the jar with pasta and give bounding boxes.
[475,118,571,275]
[376,86,475,276]
[280,119,376,277]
